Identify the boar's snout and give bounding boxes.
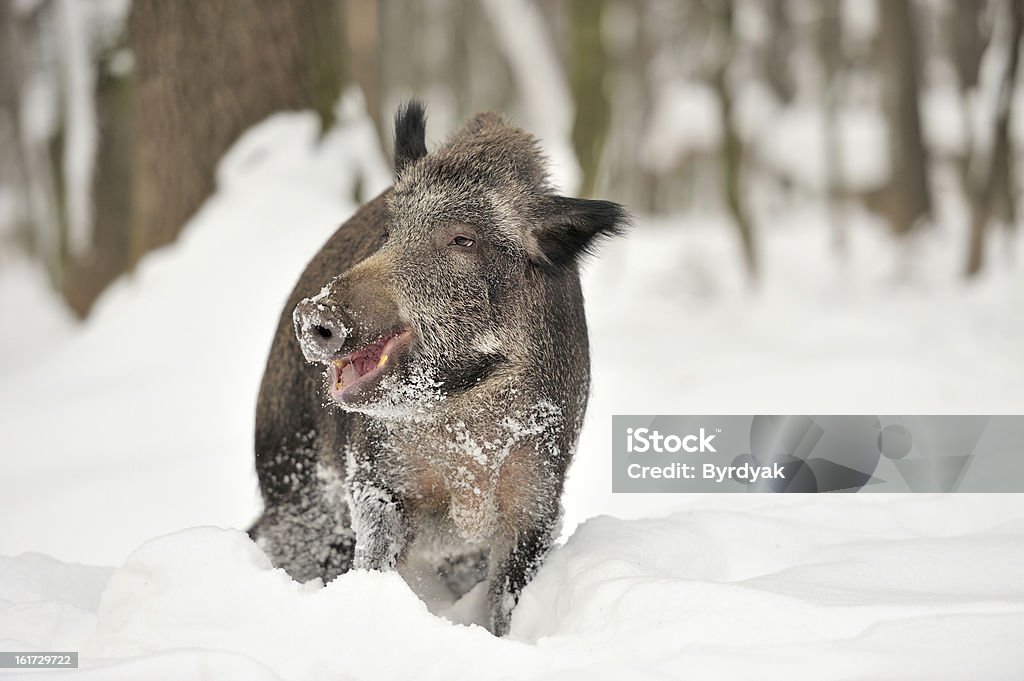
[293,298,351,363]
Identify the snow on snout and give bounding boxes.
[292,292,351,364]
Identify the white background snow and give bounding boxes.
[1,104,1023,679]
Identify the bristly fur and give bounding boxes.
[394,100,428,175]
[252,102,630,637]
[532,196,631,271]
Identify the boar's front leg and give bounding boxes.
[348,476,410,571]
[487,510,558,636]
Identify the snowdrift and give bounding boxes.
[2,499,1024,680]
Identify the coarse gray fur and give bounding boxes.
[250,101,627,636]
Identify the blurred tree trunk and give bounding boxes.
[2,2,64,282]
[949,0,989,198]
[0,2,32,250]
[63,34,134,315]
[567,0,611,198]
[62,0,347,317]
[876,0,932,234]
[712,0,758,281]
[611,0,659,213]
[453,0,477,119]
[344,0,382,144]
[952,0,988,92]
[764,0,796,105]
[992,3,1020,234]
[818,0,847,254]
[966,0,1022,277]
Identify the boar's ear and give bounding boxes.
[394,100,427,175]
[528,196,629,270]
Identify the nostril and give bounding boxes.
[313,324,333,340]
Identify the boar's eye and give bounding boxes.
[449,235,476,249]
[437,224,479,251]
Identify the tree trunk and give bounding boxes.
[57,0,348,317]
[62,33,134,315]
[568,0,611,198]
[763,0,796,105]
[948,0,990,214]
[966,0,1023,277]
[877,0,932,234]
[2,2,64,282]
[818,0,847,254]
[126,0,347,265]
[713,0,758,281]
[344,0,382,144]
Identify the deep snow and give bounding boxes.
[3,500,1024,680]
[1,108,1023,679]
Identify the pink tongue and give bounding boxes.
[341,363,360,386]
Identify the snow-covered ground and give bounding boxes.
[3,499,1023,680]
[1,110,1023,679]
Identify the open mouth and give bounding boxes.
[328,329,414,402]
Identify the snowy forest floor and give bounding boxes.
[1,111,1023,679]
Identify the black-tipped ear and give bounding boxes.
[530,196,629,270]
[394,100,427,175]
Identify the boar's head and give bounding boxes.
[293,101,627,419]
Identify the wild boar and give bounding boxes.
[249,101,627,635]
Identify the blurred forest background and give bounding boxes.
[0,0,1022,317]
